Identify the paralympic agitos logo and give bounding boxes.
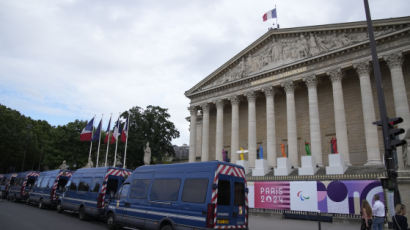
[297,191,310,201]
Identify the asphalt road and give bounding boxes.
[0,199,361,230]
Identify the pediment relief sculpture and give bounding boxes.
[198,26,397,92]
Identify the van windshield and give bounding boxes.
[217,180,230,206]
[234,182,245,206]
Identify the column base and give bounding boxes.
[326,154,347,175]
[298,156,319,176]
[252,159,271,176]
[364,159,383,166]
[236,160,249,175]
[274,157,294,176]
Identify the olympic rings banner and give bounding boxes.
[248,180,384,214]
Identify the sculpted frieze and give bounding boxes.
[198,26,400,92]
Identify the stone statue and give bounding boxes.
[144,142,151,165]
[59,160,68,170]
[85,157,93,168]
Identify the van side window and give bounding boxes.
[69,179,78,191]
[47,177,55,188]
[234,182,245,206]
[150,179,181,201]
[217,180,230,205]
[130,179,150,199]
[78,181,90,192]
[91,179,102,193]
[182,179,208,203]
[120,184,130,200]
[35,177,42,188]
[40,177,49,188]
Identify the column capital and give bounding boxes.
[229,95,240,105]
[261,86,275,97]
[188,106,198,115]
[215,99,225,108]
[384,53,403,69]
[303,75,318,88]
[281,80,294,94]
[353,62,370,77]
[328,68,343,83]
[245,91,256,101]
[201,103,209,112]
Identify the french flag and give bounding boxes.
[121,117,128,143]
[110,118,120,144]
[104,117,111,144]
[80,117,94,141]
[262,8,277,22]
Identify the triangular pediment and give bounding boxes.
[186,17,410,97]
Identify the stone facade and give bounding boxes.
[186,17,410,169]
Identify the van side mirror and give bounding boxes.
[212,184,218,190]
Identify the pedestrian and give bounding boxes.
[361,199,373,230]
[372,194,385,230]
[393,204,408,230]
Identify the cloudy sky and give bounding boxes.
[1,0,409,145]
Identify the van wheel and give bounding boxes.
[38,200,44,209]
[160,224,173,230]
[79,207,87,220]
[107,213,119,230]
[56,202,63,213]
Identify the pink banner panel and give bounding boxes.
[254,181,290,210]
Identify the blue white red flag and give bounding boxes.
[92,119,102,142]
[110,118,120,144]
[80,117,94,141]
[262,8,277,22]
[104,117,111,144]
[121,117,129,143]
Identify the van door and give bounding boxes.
[216,175,232,226]
[115,183,130,224]
[232,177,246,227]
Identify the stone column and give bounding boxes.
[354,62,382,165]
[385,53,410,133]
[304,75,323,166]
[201,103,210,162]
[188,106,197,162]
[282,81,298,167]
[262,86,277,167]
[385,53,410,168]
[215,99,225,162]
[230,96,240,164]
[328,69,350,165]
[246,91,257,167]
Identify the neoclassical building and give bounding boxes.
[185,16,410,171]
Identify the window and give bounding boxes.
[40,177,49,188]
[234,182,245,206]
[91,178,101,193]
[217,180,230,205]
[47,177,55,188]
[35,177,43,188]
[120,184,130,200]
[130,179,151,199]
[150,179,181,201]
[78,181,90,192]
[69,179,78,191]
[182,179,208,203]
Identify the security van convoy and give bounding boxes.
[7,171,39,202]
[106,161,248,230]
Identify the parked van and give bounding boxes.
[0,174,8,198]
[8,171,39,201]
[60,167,131,220]
[29,169,72,208]
[106,161,248,230]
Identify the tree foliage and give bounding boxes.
[0,104,180,173]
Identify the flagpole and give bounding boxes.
[104,114,112,167]
[95,114,103,167]
[275,4,278,28]
[88,115,95,166]
[123,112,130,169]
[113,114,120,167]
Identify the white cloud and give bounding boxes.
[0,0,409,145]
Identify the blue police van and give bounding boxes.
[1,173,17,199]
[29,169,72,209]
[60,167,131,220]
[106,161,248,230]
[8,171,39,201]
[0,173,9,199]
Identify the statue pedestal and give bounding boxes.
[274,157,293,176]
[325,154,347,175]
[298,156,318,175]
[252,159,270,176]
[236,160,249,175]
